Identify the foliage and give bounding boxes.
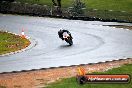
[69,0,86,16]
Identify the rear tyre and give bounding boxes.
[69,40,73,46]
[65,38,73,46]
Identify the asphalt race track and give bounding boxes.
[0,14,132,73]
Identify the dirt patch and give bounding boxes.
[0,58,132,88]
[106,25,132,30]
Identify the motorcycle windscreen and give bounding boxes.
[63,32,69,38]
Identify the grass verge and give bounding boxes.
[0,31,30,55]
[14,0,132,22]
[16,0,132,12]
[46,64,132,88]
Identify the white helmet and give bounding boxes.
[59,28,64,31]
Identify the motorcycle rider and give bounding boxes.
[58,28,72,40]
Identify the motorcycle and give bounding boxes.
[63,32,73,46]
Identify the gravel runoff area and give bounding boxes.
[0,58,132,88]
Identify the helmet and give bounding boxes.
[59,28,63,32]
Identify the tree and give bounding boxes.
[69,0,86,16]
[52,0,62,16]
[57,0,61,7]
[52,0,61,7]
[52,0,57,6]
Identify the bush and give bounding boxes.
[69,0,86,16]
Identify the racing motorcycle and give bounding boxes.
[63,32,73,46]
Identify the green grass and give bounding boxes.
[16,0,132,12]
[84,0,132,12]
[0,31,30,55]
[14,0,132,22]
[46,64,132,88]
